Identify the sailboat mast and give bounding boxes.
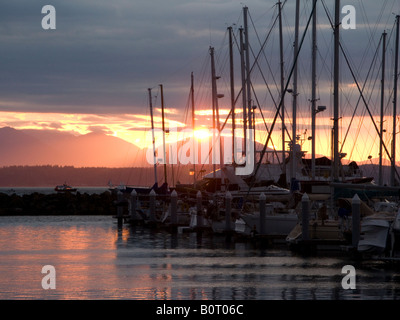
[239,27,247,156]
[210,46,224,186]
[160,84,168,185]
[332,0,340,181]
[311,0,317,180]
[210,47,217,181]
[191,72,196,185]
[290,0,300,186]
[391,15,399,186]
[228,26,236,166]
[278,0,286,173]
[379,31,387,186]
[211,49,221,133]
[243,6,252,133]
[148,88,158,185]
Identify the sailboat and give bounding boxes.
[132,2,399,244]
[117,87,170,198]
[356,16,400,257]
[286,5,400,253]
[200,7,302,237]
[284,0,362,247]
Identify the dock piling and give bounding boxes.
[149,189,156,222]
[196,191,203,229]
[225,191,232,232]
[117,191,123,227]
[259,193,266,235]
[352,194,361,248]
[171,190,178,225]
[130,189,138,221]
[301,193,310,241]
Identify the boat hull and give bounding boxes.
[240,213,298,236]
[358,219,390,254]
[286,220,345,243]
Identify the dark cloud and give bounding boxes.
[87,125,113,134]
[48,122,63,129]
[0,0,397,119]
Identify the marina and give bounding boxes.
[102,1,400,265]
[112,184,400,263]
[1,0,400,304]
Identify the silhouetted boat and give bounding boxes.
[109,182,169,195]
[55,183,77,192]
[126,182,169,195]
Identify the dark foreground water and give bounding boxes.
[0,215,399,300]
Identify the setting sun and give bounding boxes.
[194,128,212,140]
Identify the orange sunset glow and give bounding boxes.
[0,108,395,166]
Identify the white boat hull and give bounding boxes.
[358,219,390,254]
[392,211,400,234]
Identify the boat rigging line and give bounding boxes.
[322,3,400,182]
[242,0,318,208]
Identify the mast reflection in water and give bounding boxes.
[0,216,399,300]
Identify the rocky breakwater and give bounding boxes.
[0,191,117,215]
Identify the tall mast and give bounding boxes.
[148,88,158,185]
[278,0,286,173]
[379,31,387,186]
[311,0,317,180]
[210,46,224,190]
[290,0,300,186]
[243,6,252,133]
[159,84,167,185]
[391,15,399,186]
[239,27,247,156]
[210,49,221,133]
[332,0,340,181]
[228,26,236,166]
[191,72,196,185]
[210,47,217,181]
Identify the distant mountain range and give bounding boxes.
[0,126,273,168]
[0,126,149,167]
[0,126,397,185]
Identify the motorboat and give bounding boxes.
[55,183,77,192]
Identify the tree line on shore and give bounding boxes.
[0,165,214,187]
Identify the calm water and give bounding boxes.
[0,215,399,300]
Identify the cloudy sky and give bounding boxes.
[0,0,399,162]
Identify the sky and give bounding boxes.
[0,0,399,164]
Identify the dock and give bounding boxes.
[110,188,400,264]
